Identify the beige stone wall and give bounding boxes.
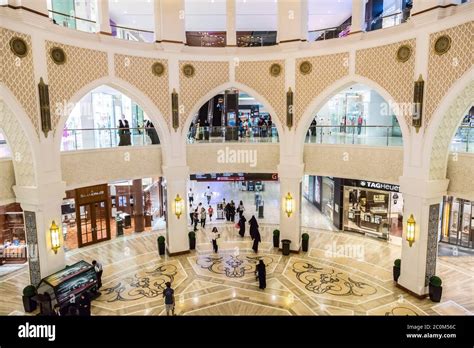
[0,29,39,135]
[356,39,416,125]
[295,53,349,123]
[447,153,474,200]
[61,146,162,189]
[235,60,286,126]
[115,54,170,129]
[179,60,229,126]
[46,41,108,131]
[425,22,474,128]
[0,159,15,203]
[304,144,403,184]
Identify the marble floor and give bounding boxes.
[1,223,473,316]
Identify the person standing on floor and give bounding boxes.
[249,215,261,253]
[163,282,175,316]
[238,214,247,237]
[200,207,207,228]
[208,205,214,221]
[225,202,231,222]
[210,227,220,253]
[193,209,199,231]
[189,202,194,225]
[205,186,212,205]
[78,292,91,316]
[255,259,266,290]
[230,200,236,222]
[188,188,194,205]
[92,260,103,289]
[238,200,245,218]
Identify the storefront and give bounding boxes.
[440,196,474,249]
[0,203,27,265]
[342,179,403,240]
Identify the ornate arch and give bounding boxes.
[53,76,171,158]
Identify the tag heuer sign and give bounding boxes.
[358,180,399,192]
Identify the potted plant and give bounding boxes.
[393,259,401,282]
[22,285,37,313]
[273,229,280,248]
[188,231,196,250]
[429,275,443,302]
[157,236,166,255]
[301,233,310,252]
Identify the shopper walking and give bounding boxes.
[188,188,194,205]
[163,282,175,316]
[237,201,245,218]
[92,260,103,288]
[78,293,91,316]
[357,115,364,135]
[189,202,194,225]
[208,205,214,221]
[255,259,266,290]
[205,186,212,205]
[210,227,220,253]
[193,209,199,231]
[249,215,261,253]
[230,200,236,222]
[200,207,207,228]
[225,202,231,221]
[238,214,247,237]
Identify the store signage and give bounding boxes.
[190,173,278,182]
[358,180,399,192]
[75,184,108,204]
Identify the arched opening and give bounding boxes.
[304,83,403,147]
[61,85,160,151]
[449,106,474,154]
[186,89,279,143]
[0,129,11,159]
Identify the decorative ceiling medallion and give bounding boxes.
[9,37,28,58]
[50,47,66,65]
[152,62,165,77]
[434,35,451,55]
[396,45,412,63]
[299,61,312,75]
[269,63,282,77]
[182,64,195,78]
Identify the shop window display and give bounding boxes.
[0,203,27,265]
[440,196,474,249]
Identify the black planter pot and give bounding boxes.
[22,296,37,313]
[281,239,291,256]
[273,235,279,248]
[189,238,196,250]
[393,266,401,282]
[429,284,443,302]
[302,239,309,252]
[158,242,166,255]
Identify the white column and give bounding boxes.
[8,0,48,16]
[14,183,67,285]
[96,0,112,35]
[397,177,448,296]
[226,0,236,46]
[277,0,307,45]
[278,163,304,252]
[160,0,185,45]
[350,0,366,34]
[163,165,189,255]
[153,0,163,43]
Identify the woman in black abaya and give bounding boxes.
[249,215,261,252]
[238,215,247,237]
[255,259,266,290]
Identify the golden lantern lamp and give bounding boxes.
[406,214,416,247]
[50,220,61,254]
[174,194,184,219]
[285,192,294,217]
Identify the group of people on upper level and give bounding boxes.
[118,114,159,146]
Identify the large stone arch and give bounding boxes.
[424,70,474,180]
[0,85,38,188]
[181,81,286,144]
[295,74,411,159]
[53,76,171,161]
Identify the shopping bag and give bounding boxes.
[235,222,240,229]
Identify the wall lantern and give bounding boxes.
[171,89,179,131]
[412,74,424,133]
[286,87,294,129]
[174,194,184,219]
[38,77,52,138]
[50,220,61,254]
[406,214,416,247]
[285,192,294,217]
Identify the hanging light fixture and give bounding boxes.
[174,194,184,219]
[50,221,61,254]
[285,192,294,217]
[406,214,416,247]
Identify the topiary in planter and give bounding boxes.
[301,233,310,252]
[273,229,280,248]
[393,259,401,282]
[429,275,443,302]
[188,231,196,250]
[157,236,166,255]
[22,285,37,313]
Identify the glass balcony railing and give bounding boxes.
[308,24,351,42]
[111,24,155,43]
[305,125,403,147]
[61,127,160,151]
[450,126,474,153]
[187,125,278,144]
[366,9,410,32]
[49,10,97,33]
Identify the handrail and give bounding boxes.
[110,23,154,34]
[48,9,96,24]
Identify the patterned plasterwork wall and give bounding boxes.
[1,28,39,135]
[235,60,285,126]
[46,41,108,131]
[179,60,229,125]
[429,80,474,180]
[0,100,36,187]
[0,160,15,202]
[115,55,170,129]
[295,53,349,123]
[356,39,416,125]
[424,22,474,128]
